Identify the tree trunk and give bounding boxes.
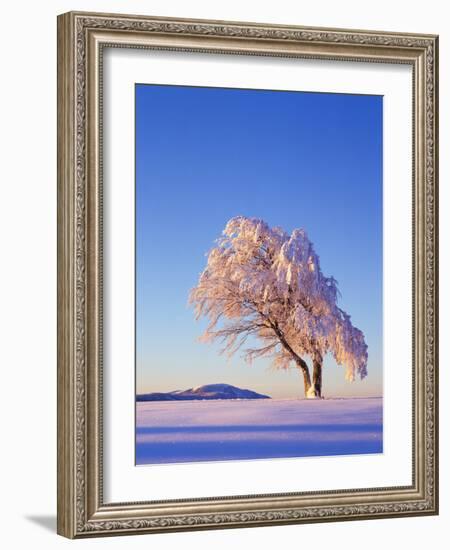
[300,364,312,396]
[312,358,323,398]
[294,357,313,397]
[268,322,313,398]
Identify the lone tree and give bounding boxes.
[189,216,368,398]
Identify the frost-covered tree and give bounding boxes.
[189,216,368,398]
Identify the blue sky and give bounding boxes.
[135,84,383,399]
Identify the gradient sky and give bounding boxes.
[135,84,383,399]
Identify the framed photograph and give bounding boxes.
[57,11,439,538]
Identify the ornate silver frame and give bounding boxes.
[57,11,439,538]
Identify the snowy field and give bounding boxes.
[136,397,382,465]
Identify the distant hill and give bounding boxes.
[136,383,271,402]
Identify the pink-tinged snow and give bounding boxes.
[136,397,382,465]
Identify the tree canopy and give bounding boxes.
[189,216,368,396]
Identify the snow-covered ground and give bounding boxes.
[136,397,382,465]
